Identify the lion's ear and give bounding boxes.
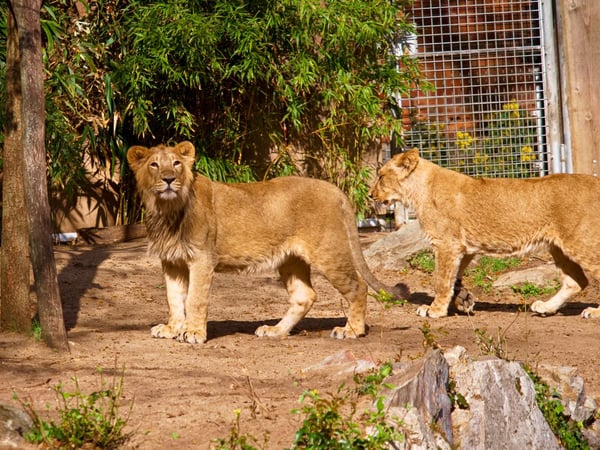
[127,145,149,171]
[175,141,195,158]
[174,141,196,168]
[391,148,419,177]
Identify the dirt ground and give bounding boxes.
[1,231,600,449]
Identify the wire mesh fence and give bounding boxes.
[395,0,549,178]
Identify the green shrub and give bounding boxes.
[16,368,133,449]
[289,363,404,449]
[466,256,521,292]
[525,366,590,450]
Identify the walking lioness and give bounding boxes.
[127,141,395,344]
[369,148,600,319]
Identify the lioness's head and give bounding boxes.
[127,141,196,209]
[369,148,420,204]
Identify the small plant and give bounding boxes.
[16,367,133,449]
[407,249,435,273]
[369,289,406,309]
[31,319,43,343]
[211,409,267,450]
[419,321,447,350]
[466,256,521,292]
[525,365,590,450]
[447,378,469,411]
[511,281,560,298]
[289,363,404,449]
[474,327,509,359]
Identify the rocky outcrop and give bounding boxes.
[375,346,598,449]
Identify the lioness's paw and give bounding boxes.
[255,325,287,338]
[151,323,179,339]
[177,329,207,344]
[453,286,475,314]
[581,307,600,318]
[330,325,364,339]
[530,300,558,316]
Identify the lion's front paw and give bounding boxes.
[416,305,430,317]
[255,325,287,338]
[581,307,600,318]
[416,304,447,318]
[151,323,179,339]
[177,329,207,344]
[530,300,557,316]
[330,325,364,339]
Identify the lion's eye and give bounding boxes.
[150,162,159,169]
[173,160,181,167]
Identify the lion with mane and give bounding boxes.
[127,141,396,344]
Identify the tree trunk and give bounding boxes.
[11,0,69,351]
[1,6,31,332]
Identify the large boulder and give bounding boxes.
[449,355,562,449]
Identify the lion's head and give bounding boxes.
[127,141,196,212]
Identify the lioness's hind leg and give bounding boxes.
[452,255,476,314]
[575,257,600,318]
[531,246,587,316]
[255,256,316,338]
[418,247,462,318]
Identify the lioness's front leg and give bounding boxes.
[152,260,188,340]
[417,247,462,318]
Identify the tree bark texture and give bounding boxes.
[11,0,69,351]
[1,7,31,332]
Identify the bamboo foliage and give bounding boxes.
[1,0,424,219]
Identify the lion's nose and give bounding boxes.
[163,177,176,186]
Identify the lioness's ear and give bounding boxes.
[390,148,419,178]
[127,145,149,171]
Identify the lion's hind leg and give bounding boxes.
[255,256,316,338]
[531,245,587,316]
[322,268,367,339]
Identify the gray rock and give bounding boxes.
[493,265,561,289]
[0,403,34,449]
[364,220,430,271]
[383,406,452,450]
[383,349,454,446]
[536,364,598,423]
[450,357,562,450]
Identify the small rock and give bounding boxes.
[302,350,376,377]
[492,265,560,289]
[364,221,430,271]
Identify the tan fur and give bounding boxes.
[369,148,600,319]
[127,141,392,344]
